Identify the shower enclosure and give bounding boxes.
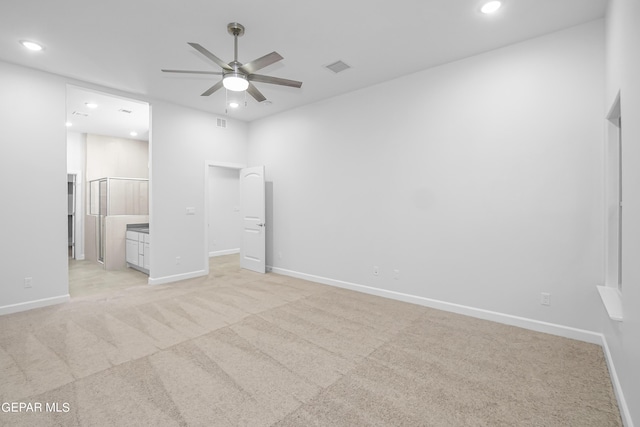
[88,177,149,267]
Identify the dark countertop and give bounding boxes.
[127,223,149,234]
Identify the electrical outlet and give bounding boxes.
[541,292,551,306]
[373,266,379,276]
[176,256,181,265]
[24,277,32,288]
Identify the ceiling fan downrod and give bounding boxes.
[227,22,245,65]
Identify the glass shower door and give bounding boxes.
[89,177,149,268]
[90,178,108,264]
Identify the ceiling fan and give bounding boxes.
[161,22,302,103]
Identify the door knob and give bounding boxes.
[257,223,265,227]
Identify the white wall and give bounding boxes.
[0,12,634,424]
[150,101,247,283]
[86,134,149,180]
[67,131,86,172]
[603,0,640,424]
[248,21,605,331]
[0,62,69,314]
[208,167,241,256]
[0,60,249,311]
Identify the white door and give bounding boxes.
[240,166,266,273]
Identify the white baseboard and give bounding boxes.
[0,294,70,316]
[148,269,207,285]
[600,335,634,427]
[75,254,85,261]
[270,266,601,344]
[270,265,633,425]
[209,248,240,258]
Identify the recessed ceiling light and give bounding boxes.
[481,1,502,14]
[84,102,98,109]
[130,131,138,137]
[65,122,72,127]
[228,101,240,109]
[19,40,43,51]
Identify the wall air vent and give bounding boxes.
[216,118,227,128]
[325,60,351,74]
[118,108,133,114]
[71,111,89,117]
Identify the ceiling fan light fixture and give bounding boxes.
[223,73,249,92]
[161,22,302,104]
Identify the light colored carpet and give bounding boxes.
[0,255,621,426]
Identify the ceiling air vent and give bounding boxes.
[118,108,133,114]
[216,118,227,128]
[325,60,351,74]
[71,111,89,117]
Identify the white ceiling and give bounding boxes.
[0,0,607,126]
[66,86,150,141]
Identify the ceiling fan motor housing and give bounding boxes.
[227,22,245,37]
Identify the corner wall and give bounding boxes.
[149,101,248,283]
[0,60,249,313]
[0,62,69,314]
[603,0,640,424]
[248,21,605,333]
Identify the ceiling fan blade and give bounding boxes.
[249,74,303,88]
[240,51,283,74]
[188,42,232,71]
[246,83,267,102]
[201,80,224,96]
[161,69,223,75]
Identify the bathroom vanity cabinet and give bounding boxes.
[125,225,149,274]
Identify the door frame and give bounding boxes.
[67,170,84,260]
[203,160,246,276]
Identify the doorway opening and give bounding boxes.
[205,162,244,276]
[204,161,266,276]
[66,85,151,298]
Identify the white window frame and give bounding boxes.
[597,91,623,321]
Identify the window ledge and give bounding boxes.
[597,286,623,322]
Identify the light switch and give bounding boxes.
[186,207,196,215]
